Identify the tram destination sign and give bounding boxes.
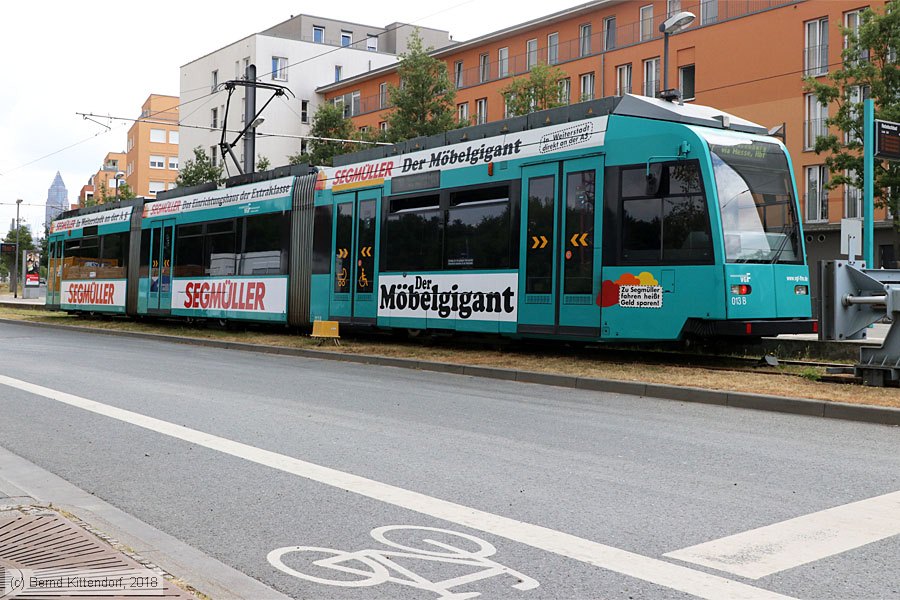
[875,119,900,161]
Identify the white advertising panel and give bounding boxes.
[143,177,294,218]
[378,273,518,322]
[172,277,288,314]
[321,117,607,192]
[50,207,133,234]
[61,279,127,308]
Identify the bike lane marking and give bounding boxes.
[664,490,900,579]
[0,374,795,600]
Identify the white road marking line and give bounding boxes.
[665,490,900,579]
[0,374,795,600]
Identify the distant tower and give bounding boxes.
[45,172,69,227]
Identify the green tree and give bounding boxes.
[306,103,355,166]
[500,64,567,117]
[1,224,35,281]
[385,29,457,142]
[287,151,308,165]
[116,181,137,200]
[256,155,271,171]
[176,146,223,187]
[805,2,900,227]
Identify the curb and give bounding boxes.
[1,316,898,427]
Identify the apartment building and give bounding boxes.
[179,14,452,175]
[88,152,127,204]
[126,94,180,198]
[318,0,896,272]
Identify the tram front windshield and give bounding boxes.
[708,137,802,264]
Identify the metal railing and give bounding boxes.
[804,118,828,150]
[804,44,829,76]
[804,192,829,222]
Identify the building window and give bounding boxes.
[701,0,718,25]
[454,60,464,88]
[846,85,870,144]
[805,165,829,222]
[211,70,218,92]
[804,93,828,150]
[617,64,632,95]
[168,157,179,170]
[527,39,538,69]
[334,65,342,82]
[667,0,680,15]
[210,146,218,167]
[640,5,654,41]
[242,57,250,77]
[341,31,352,47]
[476,98,488,124]
[211,107,219,129]
[169,130,179,145]
[313,26,325,43]
[149,181,165,196]
[679,65,695,100]
[351,91,361,116]
[167,182,177,191]
[580,72,595,102]
[603,16,616,51]
[367,35,378,51]
[150,129,166,143]
[579,24,592,57]
[558,78,571,104]
[272,56,288,81]
[548,32,559,65]
[150,155,165,169]
[458,102,469,125]
[499,47,509,78]
[379,121,388,132]
[301,100,309,123]
[844,10,868,64]
[643,58,660,97]
[379,83,387,108]
[479,53,490,83]
[805,18,829,76]
[845,170,862,218]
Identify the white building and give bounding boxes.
[180,15,453,174]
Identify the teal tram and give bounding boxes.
[47,94,816,341]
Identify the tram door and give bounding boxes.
[147,220,175,312]
[329,189,381,324]
[520,157,602,335]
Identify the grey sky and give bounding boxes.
[0,0,584,238]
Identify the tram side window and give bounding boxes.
[139,229,151,277]
[241,212,289,275]
[205,219,239,277]
[62,237,99,280]
[99,232,128,278]
[620,161,712,265]
[382,194,442,272]
[312,205,333,275]
[445,185,511,270]
[174,224,204,277]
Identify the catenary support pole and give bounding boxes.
[864,98,874,267]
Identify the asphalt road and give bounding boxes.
[0,322,897,599]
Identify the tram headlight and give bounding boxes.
[730,284,752,295]
[794,285,809,295]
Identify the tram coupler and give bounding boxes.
[819,260,900,386]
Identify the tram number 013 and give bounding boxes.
[731,296,748,306]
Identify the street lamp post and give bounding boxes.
[659,11,696,100]
[14,198,22,298]
[115,172,125,200]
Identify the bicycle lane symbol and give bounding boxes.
[267,525,540,599]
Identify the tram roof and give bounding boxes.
[333,94,769,167]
